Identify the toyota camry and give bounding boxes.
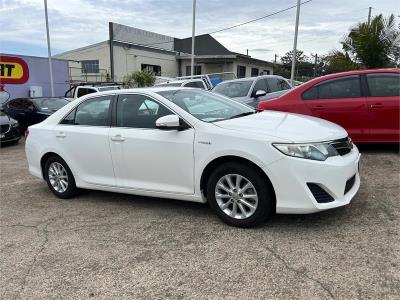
[25,88,361,227]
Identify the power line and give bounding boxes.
[119,0,314,49]
[207,0,313,35]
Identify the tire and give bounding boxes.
[44,156,78,199]
[207,162,274,228]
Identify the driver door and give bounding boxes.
[108,94,195,194]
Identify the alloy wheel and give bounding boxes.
[48,162,69,193]
[215,174,258,219]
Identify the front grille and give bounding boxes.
[307,183,335,203]
[0,124,10,134]
[330,137,353,156]
[344,174,356,195]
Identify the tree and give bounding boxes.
[342,14,400,68]
[321,50,360,74]
[280,50,308,67]
[123,71,155,88]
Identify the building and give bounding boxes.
[0,54,69,103]
[54,22,273,83]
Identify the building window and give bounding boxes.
[237,65,246,78]
[185,65,202,76]
[262,70,271,75]
[141,64,162,76]
[81,60,99,73]
[251,68,259,77]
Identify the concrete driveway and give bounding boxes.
[0,140,399,299]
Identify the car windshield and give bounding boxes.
[157,89,255,123]
[32,98,70,112]
[213,80,253,98]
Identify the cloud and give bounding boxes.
[1,0,398,61]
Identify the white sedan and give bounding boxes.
[25,88,361,227]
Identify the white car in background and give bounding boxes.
[154,79,208,90]
[25,88,360,227]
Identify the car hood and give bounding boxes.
[214,111,348,143]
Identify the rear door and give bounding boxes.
[56,95,115,186]
[303,75,369,142]
[365,72,400,142]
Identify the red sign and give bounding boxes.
[0,55,29,84]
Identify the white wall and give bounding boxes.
[55,42,179,82]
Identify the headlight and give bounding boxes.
[11,121,19,127]
[273,142,339,161]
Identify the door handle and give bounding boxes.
[313,105,324,110]
[56,132,66,138]
[370,103,384,108]
[111,135,125,142]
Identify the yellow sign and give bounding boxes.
[0,56,29,84]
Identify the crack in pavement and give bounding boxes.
[264,245,335,299]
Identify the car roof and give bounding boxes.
[308,68,400,84]
[159,79,203,84]
[79,86,200,97]
[217,75,286,84]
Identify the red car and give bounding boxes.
[258,69,400,143]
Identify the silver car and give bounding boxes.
[212,75,292,107]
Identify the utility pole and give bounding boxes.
[190,0,196,78]
[44,0,54,96]
[290,0,301,86]
[368,6,372,25]
[273,54,278,73]
[313,53,318,77]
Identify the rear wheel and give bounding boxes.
[44,156,77,199]
[207,162,274,227]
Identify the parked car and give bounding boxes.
[3,97,70,130]
[65,84,122,99]
[154,79,208,90]
[26,88,360,227]
[212,75,292,107]
[0,111,21,145]
[258,69,400,144]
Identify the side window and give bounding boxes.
[268,77,290,92]
[318,76,361,99]
[77,88,97,98]
[184,81,205,89]
[252,79,269,96]
[116,94,173,129]
[8,98,32,109]
[60,109,76,125]
[367,73,400,97]
[302,86,318,100]
[74,96,112,126]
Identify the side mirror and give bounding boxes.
[156,114,182,130]
[254,90,267,98]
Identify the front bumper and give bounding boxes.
[265,146,361,214]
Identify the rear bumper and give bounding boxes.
[265,147,361,214]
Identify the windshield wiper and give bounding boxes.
[228,111,256,120]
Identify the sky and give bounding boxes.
[1,0,399,62]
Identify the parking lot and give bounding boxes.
[0,140,399,299]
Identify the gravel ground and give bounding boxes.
[0,140,399,299]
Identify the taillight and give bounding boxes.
[24,129,29,137]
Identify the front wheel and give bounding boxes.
[207,162,274,227]
[44,156,77,199]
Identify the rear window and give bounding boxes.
[32,98,69,112]
[184,81,205,89]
